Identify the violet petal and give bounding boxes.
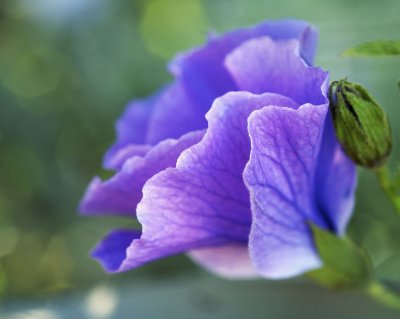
[170,19,318,109]
[112,92,298,273]
[91,229,141,272]
[146,82,206,144]
[244,104,330,279]
[104,95,157,170]
[105,20,318,169]
[80,130,204,217]
[225,37,328,106]
[315,113,357,235]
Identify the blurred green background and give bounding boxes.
[0,0,399,318]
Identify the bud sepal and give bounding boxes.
[329,79,392,169]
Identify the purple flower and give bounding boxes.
[80,19,357,279]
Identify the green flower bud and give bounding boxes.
[329,79,392,169]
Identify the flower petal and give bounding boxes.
[146,82,207,144]
[225,37,328,106]
[315,114,357,235]
[104,96,157,170]
[188,245,258,279]
[244,104,330,279]
[91,229,141,272]
[170,19,318,109]
[104,144,151,171]
[104,20,318,169]
[113,92,298,272]
[104,82,205,169]
[80,130,204,217]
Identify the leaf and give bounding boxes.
[308,224,372,289]
[342,40,400,57]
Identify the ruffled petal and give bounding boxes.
[170,19,318,109]
[105,82,205,169]
[80,130,204,217]
[146,82,207,144]
[225,37,328,106]
[315,113,357,235]
[108,92,298,272]
[104,20,318,168]
[103,96,157,170]
[244,104,330,279]
[104,144,151,171]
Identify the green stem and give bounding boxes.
[376,165,400,213]
[366,281,400,310]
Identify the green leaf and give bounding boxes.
[342,40,400,57]
[308,224,372,289]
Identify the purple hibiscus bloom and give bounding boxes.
[80,19,357,279]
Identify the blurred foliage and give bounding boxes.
[0,0,399,306]
[342,40,400,57]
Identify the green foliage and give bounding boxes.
[308,224,372,289]
[342,40,400,57]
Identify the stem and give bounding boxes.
[376,165,400,213]
[366,281,400,310]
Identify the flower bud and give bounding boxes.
[329,79,392,169]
